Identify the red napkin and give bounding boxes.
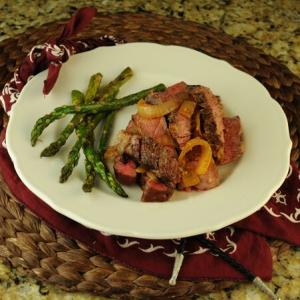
[235,163,300,245]
[0,7,122,113]
[0,145,273,280]
[1,8,299,281]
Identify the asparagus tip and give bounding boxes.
[40,148,56,157]
[117,189,128,198]
[31,135,37,146]
[82,184,93,192]
[59,167,71,183]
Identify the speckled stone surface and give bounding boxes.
[0,0,299,76]
[0,1,299,299]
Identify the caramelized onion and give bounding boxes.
[137,98,183,118]
[179,137,212,178]
[178,100,196,118]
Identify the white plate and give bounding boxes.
[6,42,291,239]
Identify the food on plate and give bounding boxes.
[31,66,243,201]
[107,81,244,202]
[31,67,166,197]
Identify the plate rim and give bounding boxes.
[6,42,292,239]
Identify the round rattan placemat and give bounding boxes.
[0,12,299,299]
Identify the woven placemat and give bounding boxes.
[0,12,299,299]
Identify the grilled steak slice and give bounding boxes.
[132,114,166,138]
[140,137,181,186]
[119,133,181,187]
[119,132,181,187]
[140,174,174,202]
[126,120,139,134]
[114,156,137,185]
[131,114,175,147]
[220,116,243,164]
[123,134,141,162]
[145,81,189,104]
[140,137,161,169]
[194,161,220,191]
[130,82,190,148]
[169,110,192,148]
[189,85,225,161]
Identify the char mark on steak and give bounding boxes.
[120,133,181,187]
[189,85,225,161]
[140,137,181,187]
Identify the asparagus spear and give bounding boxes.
[80,110,110,191]
[60,112,127,195]
[72,89,86,105]
[41,74,102,156]
[59,74,103,182]
[95,67,133,159]
[40,90,85,157]
[80,112,126,195]
[59,107,107,184]
[31,83,166,146]
[81,68,134,193]
[97,67,133,101]
[82,114,97,193]
[87,65,133,139]
[83,66,133,128]
[61,65,123,187]
[85,73,103,103]
[80,73,104,190]
[98,111,116,158]
[82,157,96,192]
[83,144,128,197]
[61,84,165,113]
[59,122,106,186]
[59,139,82,183]
[72,111,127,197]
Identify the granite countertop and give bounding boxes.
[0,1,299,299]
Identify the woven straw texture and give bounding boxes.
[0,12,299,299]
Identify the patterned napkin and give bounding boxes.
[0,7,299,281]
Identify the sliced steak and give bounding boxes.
[189,85,225,161]
[132,82,191,147]
[114,156,137,185]
[140,137,181,186]
[126,120,139,134]
[140,175,174,202]
[169,109,192,149]
[112,131,140,162]
[157,145,181,186]
[140,136,161,169]
[123,134,141,162]
[132,114,166,138]
[194,161,220,191]
[146,81,189,104]
[118,133,181,187]
[163,81,188,96]
[220,116,243,164]
[132,114,175,147]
